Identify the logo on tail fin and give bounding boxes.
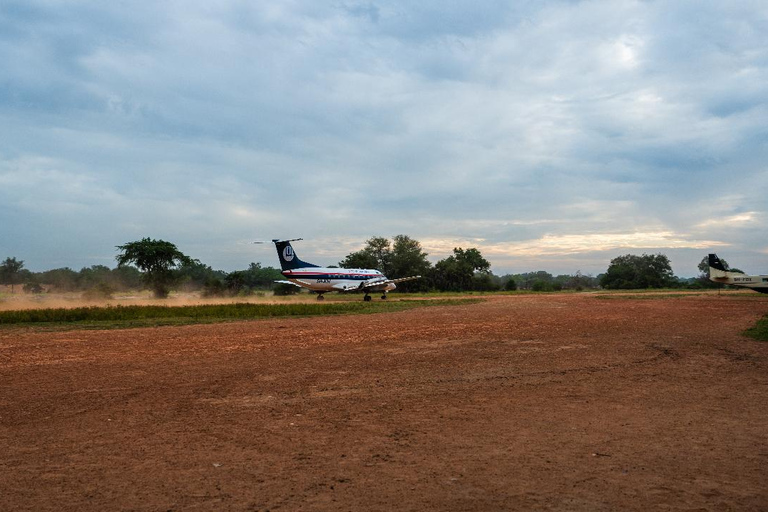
[283,246,294,262]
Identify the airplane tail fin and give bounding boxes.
[273,239,319,271]
[708,253,732,280]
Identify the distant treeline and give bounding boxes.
[0,238,723,298]
[0,260,288,298]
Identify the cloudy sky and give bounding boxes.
[1,0,766,277]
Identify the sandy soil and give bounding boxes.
[1,294,767,511]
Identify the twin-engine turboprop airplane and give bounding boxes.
[708,253,768,293]
[266,239,421,301]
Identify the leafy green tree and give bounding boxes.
[504,271,553,290]
[39,268,80,291]
[389,235,431,291]
[242,263,283,289]
[340,235,431,292]
[432,247,492,292]
[111,265,144,290]
[339,250,379,270]
[225,271,248,295]
[78,265,113,290]
[115,238,192,298]
[472,272,500,291]
[177,259,226,291]
[504,278,517,291]
[532,280,553,292]
[0,257,25,293]
[339,236,391,273]
[600,253,676,289]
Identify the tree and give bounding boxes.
[78,265,113,290]
[111,265,144,290]
[339,236,391,273]
[506,271,554,290]
[564,271,596,291]
[242,263,283,289]
[431,247,492,292]
[339,236,431,292]
[339,250,379,271]
[116,238,192,298]
[0,257,25,293]
[389,235,431,291]
[225,271,248,295]
[177,259,226,291]
[600,253,676,289]
[39,268,79,291]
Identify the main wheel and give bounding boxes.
[381,294,387,300]
[316,294,325,301]
[364,295,372,302]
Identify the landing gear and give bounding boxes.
[316,293,325,301]
[381,294,387,300]
[363,294,372,302]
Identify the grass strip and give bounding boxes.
[0,299,480,331]
[744,314,768,342]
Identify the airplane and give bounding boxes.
[708,253,768,293]
[261,238,421,301]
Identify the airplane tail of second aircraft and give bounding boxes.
[708,253,733,280]
[273,239,319,271]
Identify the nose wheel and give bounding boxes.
[363,294,372,302]
[316,293,325,301]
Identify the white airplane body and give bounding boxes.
[268,239,420,301]
[708,253,768,293]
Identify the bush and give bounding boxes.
[273,283,300,296]
[202,277,226,297]
[82,283,115,300]
[24,282,44,294]
[532,280,553,292]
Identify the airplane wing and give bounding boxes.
[389,276,421,284]
[326,276,422,293]
[359,275,421,292]
[275,280,303,288]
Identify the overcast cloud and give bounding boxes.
[1,0,766,276]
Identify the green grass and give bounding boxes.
[744,314,768,342]
[0,298,480,331]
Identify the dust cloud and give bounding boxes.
[0,289,322,311]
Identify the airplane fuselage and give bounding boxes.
[282,267,396,293]
[708,253,768,293]
[710,273,768,293]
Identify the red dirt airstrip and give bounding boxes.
[1,293,767,511]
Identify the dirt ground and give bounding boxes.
[1,294,767,511]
